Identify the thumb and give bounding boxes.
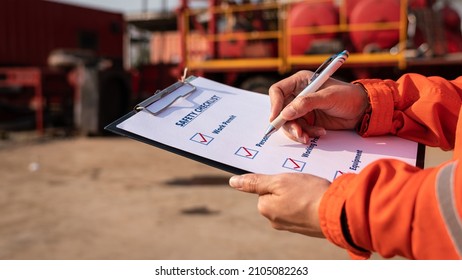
[229,174,271,195]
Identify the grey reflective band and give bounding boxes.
[436,161,462,257]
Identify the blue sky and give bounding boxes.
[51,0,180,14]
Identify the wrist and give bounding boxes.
[353,82,371,116]
[352,82,371,133]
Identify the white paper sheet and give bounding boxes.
[116,76,420,181]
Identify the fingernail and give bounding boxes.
[299,135,309,144]
[229,175,241,188]
[282,106,296,119]
[289,127,301,139]
[315,128,326,137]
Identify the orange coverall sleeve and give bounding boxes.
[319,73,462,259]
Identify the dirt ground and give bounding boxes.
[0,132,453,260]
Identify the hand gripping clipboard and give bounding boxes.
[105,76,424,179]
[105,76,249,175]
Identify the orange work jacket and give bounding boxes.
[319,73,462,259]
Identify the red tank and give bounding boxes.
[348,0,401,52]
[344,0,362,20]
[288,1,338,55]
[442,5,462,53]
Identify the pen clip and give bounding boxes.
[309,54,336,84]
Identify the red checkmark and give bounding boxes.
[198,133,207,143]
[242,147,252,157]
[288,158,300,169]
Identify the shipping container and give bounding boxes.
[0,0,130,134]
[0,0,125,67]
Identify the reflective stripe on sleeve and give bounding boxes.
[436,161,462,257]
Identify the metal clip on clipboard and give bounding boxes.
[134,78,197,116]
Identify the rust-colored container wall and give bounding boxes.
[0,0,124,67]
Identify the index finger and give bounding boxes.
[268,71,313,121]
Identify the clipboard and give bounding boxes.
[105,76,425,179]
[106,76,248,174]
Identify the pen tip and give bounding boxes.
[263,125,276,139]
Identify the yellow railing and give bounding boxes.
[182,0,409,73]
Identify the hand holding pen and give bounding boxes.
[265,50,371,144]
[264,50,349,139]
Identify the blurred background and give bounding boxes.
[0,0,458,259]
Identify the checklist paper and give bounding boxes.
[106,76,422,181]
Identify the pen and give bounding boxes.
[263,50,349,138]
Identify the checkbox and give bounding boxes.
[190,133,214,145]
[235,147,258,159]
[283,158,306,172]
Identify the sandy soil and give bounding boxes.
[0,133,452,260]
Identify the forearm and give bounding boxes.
[355,74,462,150]
[320,73,462,259]
[320,157,462,259]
